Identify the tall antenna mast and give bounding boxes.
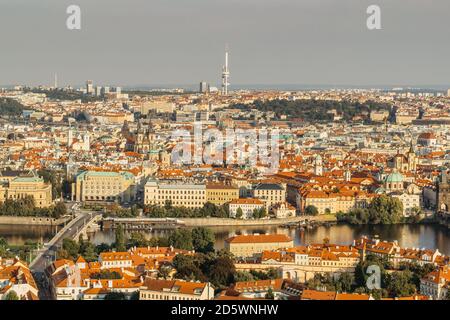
[221,45,230,95]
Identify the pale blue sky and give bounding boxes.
[0,0,449,88]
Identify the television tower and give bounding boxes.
[221,46,230,95]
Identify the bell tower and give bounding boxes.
[437,170,450,212]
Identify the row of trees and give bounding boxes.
[114,225,215,253]
[0,196,67,218]
[37,169,72,200]
[0,237,39,262]
[58,226,216,262]
[336,195,404,225]
[234,207,267,219]
[24,88,103,103]
[144,202,229,219]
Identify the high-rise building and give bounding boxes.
[447,89,450,97]
[86,80,94,95]
[95,86,102,96]
[101,86,110,95]
[199,81,209,93]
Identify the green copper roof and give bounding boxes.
[385,172,404,183]
[13,177,43,183]
[77,171,134,180]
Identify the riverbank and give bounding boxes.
[178,215,337,227]
[0,216,70,226]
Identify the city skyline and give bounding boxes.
[1,0,450,87]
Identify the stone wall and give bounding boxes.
[179,215,336,227]
[0,216,70,226]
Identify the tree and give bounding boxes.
[336,273,353,293]
[115,224,126,252]
[368,195,403,224]
[81,242,97,262]
[338,195,404,225]
[385,270,416,297]
[158,265,172,280]
[53,202,67,218]
[191,227,215,253]
[38,169,62,200]
[234,271,254,282]
[208,256,236,288]
[0,237,9,257]
[127,232,149,248]
[172,254,204,281]
[235,207,243,219]
[354,254,387,289]
[62,238,80,259]
[168,229,193,251]
[265,287,275,300]
[252,207,267,219]
[4,290,19,300]
[304,205,319,216]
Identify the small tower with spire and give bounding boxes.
[314,155,323,176]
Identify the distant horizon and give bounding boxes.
[1,1,450,88]
[2,82,450,92]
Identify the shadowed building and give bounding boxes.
[437,170,450,212]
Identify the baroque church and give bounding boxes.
[388,142,417,172]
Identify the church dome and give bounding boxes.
[385,171,404,183]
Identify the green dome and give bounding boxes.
[385,171,404,183]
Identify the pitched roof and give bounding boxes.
[225,234,293,244]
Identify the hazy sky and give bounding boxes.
[1,0,449,88]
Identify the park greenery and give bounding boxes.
[24,88,103,103]
[0,237,40,263]
[57,226,216,261]
[306,254,437,299]
[304,205,319,216]
[143,201,229,218]
[4,291,19,300]
[227,99,393,123]
[37,169,72,200]
[0,196,67,218]
[104,202,231,219]
[91,270,122,280]
[336,195,404,224]
[0,98,25,117]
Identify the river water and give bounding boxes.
[2,223,450,255]
[88,223,450,255]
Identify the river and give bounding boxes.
[88,223,450,256]
[2,223,450,255]
[0,224,56,245]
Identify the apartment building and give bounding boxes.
[420,265,450,300]
[0,175,53,208]
[225,234,294,258]
[297,188,373,215]
[74,171,136,203]
[251,183,286,209]
[144,179,206,208]
[98,252,133,269]
[139,278,214,300]
[205,183,239,206]
[228,198,265,219]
